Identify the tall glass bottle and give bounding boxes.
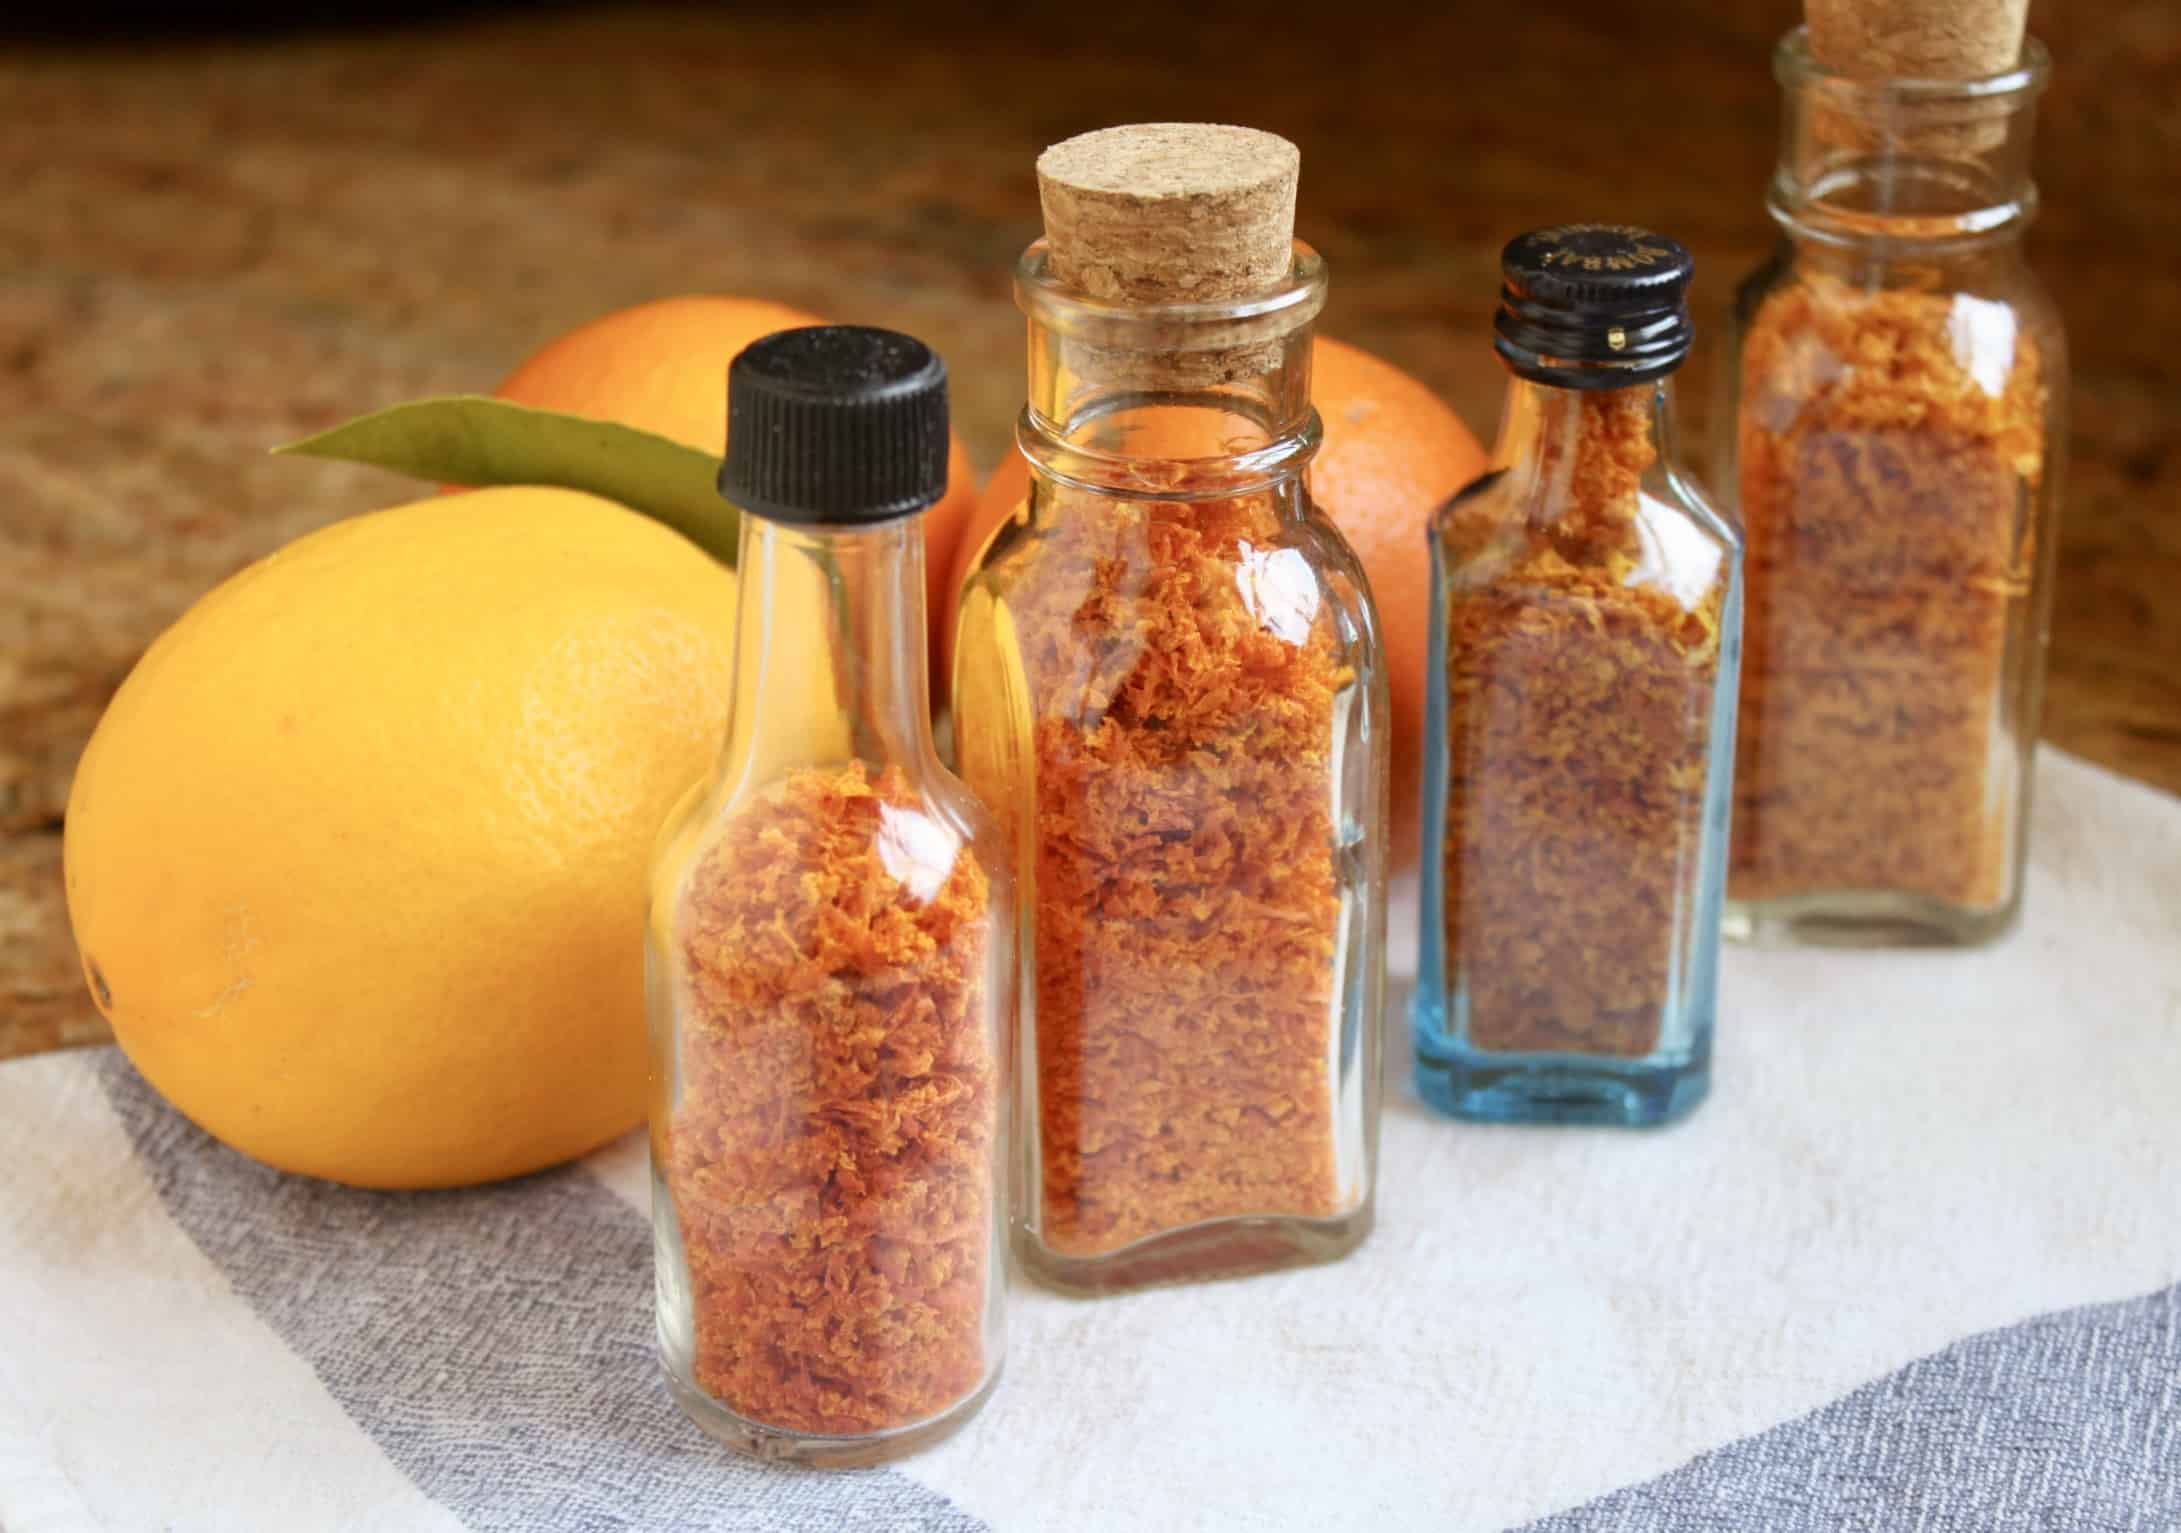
[1415,226,1742,1127]
[648,327,1009,1465]
[953,125,1387,1295]
[1721,30,2064,946]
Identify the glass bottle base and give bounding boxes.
[1016,1205,1373,1297]
[1412,1044,1708,1127]
[660,1361,999,1469]
[1723,889,2019,948]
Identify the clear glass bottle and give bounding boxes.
[953,126,1387,1295]
[648,327,1009,1466]
[1720,30,2065,946]
[1414,226,1742,1127]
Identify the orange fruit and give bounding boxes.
[65,489,739,1188]
[945,336,1487,872]
[487,295,978,680]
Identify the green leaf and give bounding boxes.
[275,396,736,562]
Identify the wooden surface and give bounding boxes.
[4,0,2177,1059]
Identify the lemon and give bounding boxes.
[64,488,736,1187]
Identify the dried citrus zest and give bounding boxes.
[1440,391,1727,1058]
[665,761,995,1435]
[1732,272,2047,905]
[1001,481,1348,1256]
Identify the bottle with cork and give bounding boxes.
[1413,225,1742,1127]
[952,124,1389,1294]
[1720,0,2066,946]
[647,327,1009,1464]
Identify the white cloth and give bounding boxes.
[3,748,2178,1532]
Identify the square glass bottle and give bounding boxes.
[1413,226,1742,1128]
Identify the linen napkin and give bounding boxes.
[3,747,2177,1533]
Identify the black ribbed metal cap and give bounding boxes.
[720,326,950,525]
[1493,224,1694,389]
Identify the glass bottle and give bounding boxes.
[1414,226,1742,1127]
[953,126,1387,1295]
[1720,29,2064,946]
[648,327,1009,1466]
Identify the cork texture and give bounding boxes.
[1803,0,2030,154]
[1037,124,1298,305]
[1806,0,2028,79]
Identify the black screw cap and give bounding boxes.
[721,326,951,525]
[1494,224,1694,388]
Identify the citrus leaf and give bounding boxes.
[276,396,736,562]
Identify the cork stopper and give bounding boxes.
[1805,0,2027,80]
[1037,124,1299,307]
[1033,124,1303,392]
[1801,0,2029,156]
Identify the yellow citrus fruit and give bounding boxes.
[948,335,1487,870]
[63,488,737,1188]
[484,294,980,685]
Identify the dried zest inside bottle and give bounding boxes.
[666,761,994,1435]
[1733,271,2046,905]
[1006,474,1347,1256]
[1441,389,1725,1058]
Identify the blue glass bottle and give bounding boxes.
[1413,225,1741,1127]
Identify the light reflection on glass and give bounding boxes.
[1235,542,1322,645]
[1948,293,2020,400]
[877,803,960,905]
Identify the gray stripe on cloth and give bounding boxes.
[97,1051,989,1533]
[1515,1278,2181,1532]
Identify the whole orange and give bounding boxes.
[487,295,979,670]
[946,335,1487,871]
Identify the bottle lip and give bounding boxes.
[1014,239,1328,350]
[1774,25,2050,103]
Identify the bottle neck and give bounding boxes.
[722,513,935,785]
[1768,26,2047,257]
[1014,239,1325,500]
[1490,374,1678,484]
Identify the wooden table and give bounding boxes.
[5,0,2176,1058]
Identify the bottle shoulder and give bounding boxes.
[652,753,1009,918]
[1728,246,2062,456]
[1431,462,1738,615]
[1734,241,2063,356]
[952,479,1388,749]
[968,486,1381,652]
[970,479,1371,595]
[1652,462,1744,552]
